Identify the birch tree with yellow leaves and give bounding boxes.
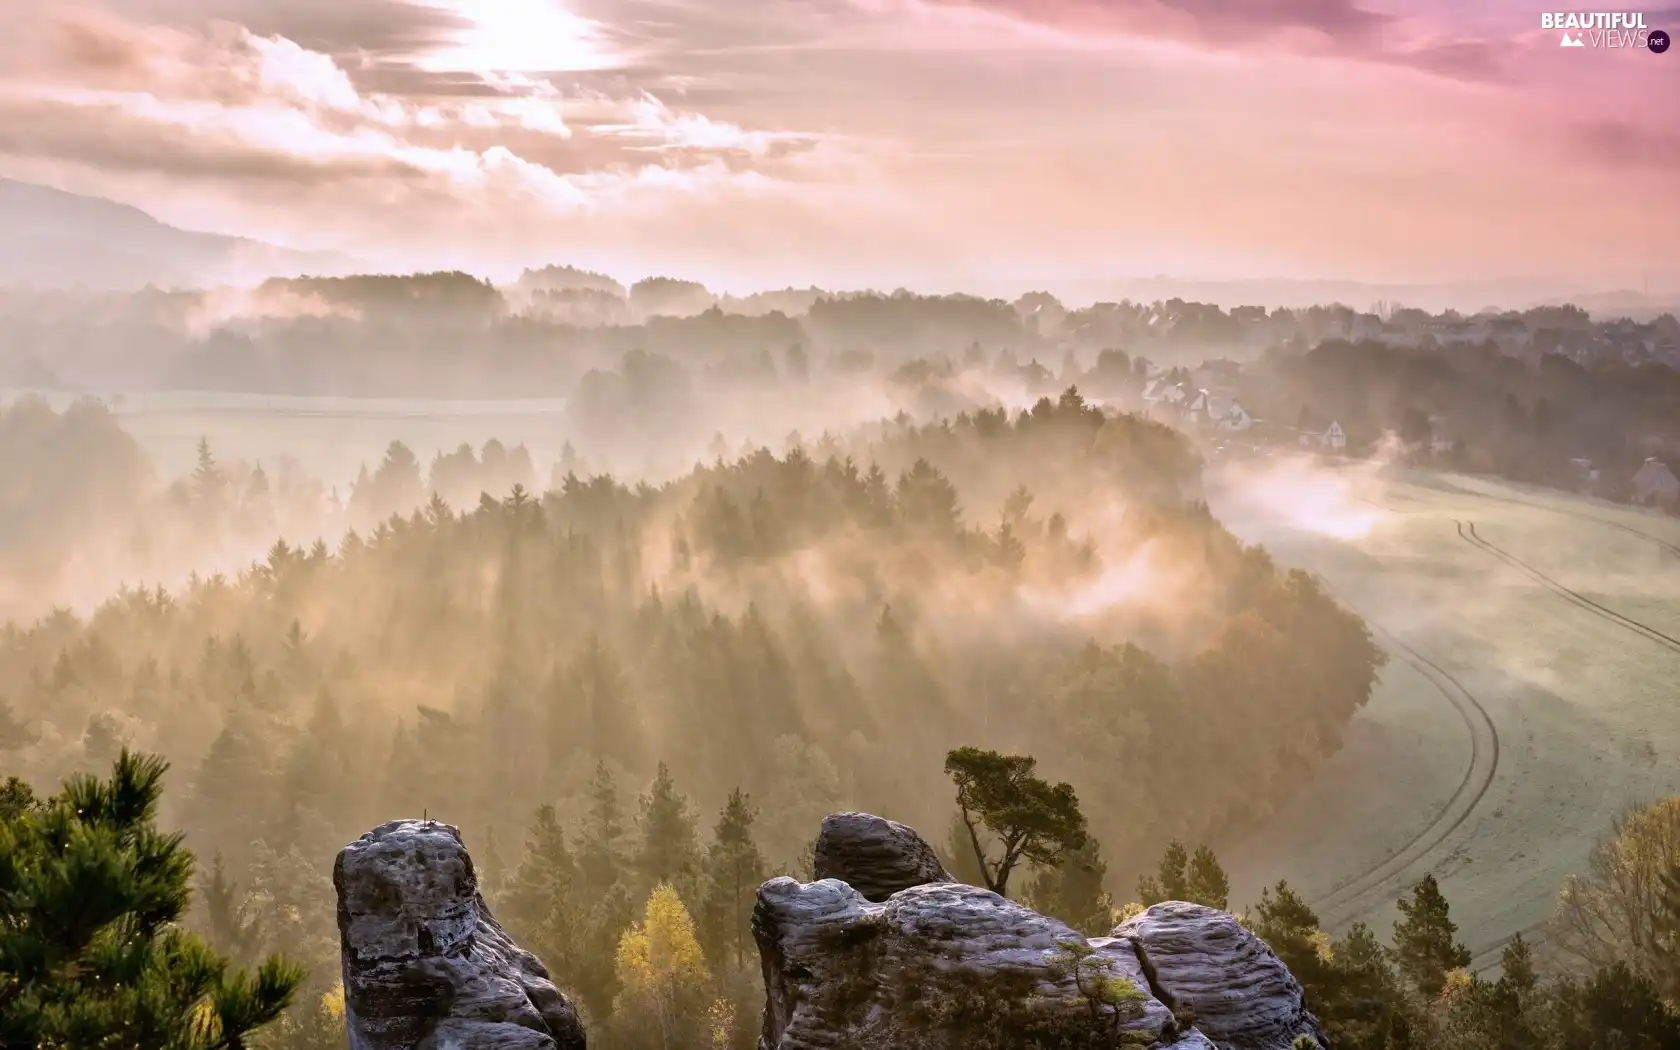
[614,883,712,1049]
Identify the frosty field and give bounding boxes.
[1209,464,1680,972]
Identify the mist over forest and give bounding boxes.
[6,262,1680,1050]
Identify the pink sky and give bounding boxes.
[0,0,1675,294]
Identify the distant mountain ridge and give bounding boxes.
[0,178,359,290]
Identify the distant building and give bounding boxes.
[1296,420,1347,451]
[1429,416,1455,455]
[1218,401,1256,432]
[1631,458,1680,507]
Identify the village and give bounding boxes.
[1125,357,1680,512]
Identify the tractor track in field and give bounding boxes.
[1432,484,1680,560]
[1454,520,1680,656]
[1303,574,1502,927]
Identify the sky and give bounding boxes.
[0,0,1676,295]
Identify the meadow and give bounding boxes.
[1211,463,1680,974]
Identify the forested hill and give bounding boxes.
[0,392,1383,1017]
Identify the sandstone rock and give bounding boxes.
[335,820,586,1050]
[812,811,952,902]
[1115,901,1327,1050]
[754,876,1203,1050]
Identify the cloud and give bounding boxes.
[910,0,1509,79]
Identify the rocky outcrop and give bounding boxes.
[1115,902,1326,1050]
[335,820,586,1050]
[812,811,952,902]
[756,812,1326,1050]
[755,877,1209,1050]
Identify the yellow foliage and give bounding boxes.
[1438,966,1475,1006]
[617,882,710,998]
[1113,901,1146,923]
[1308,929,1335,967]
[322,983,346,1020]
[614,883,712,1047]
[707,997,736,1048]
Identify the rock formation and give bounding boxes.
[1116,902,1328,1050]
[755,813,1326,1050]
[335,820,586,1050]
[812,811,953,901]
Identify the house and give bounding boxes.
[1295,420,1347,451]
[1218,401,1256,432]
[1569,457,1601,483]
[1631,458,1680,507]
[1429,416,1455,455]
[1185,389,1219,425]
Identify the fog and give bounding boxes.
[7,261,1680,1050]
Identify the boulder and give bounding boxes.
[812,811,952,901]
[1115,901,1327,1050]
[753,876,1209,1050]
[335,820,586,1050]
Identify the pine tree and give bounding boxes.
[500,804,580,986]
[0,751,302,1048]
[1249,881,1330,1001]
[1024,835,1114,936]
[699,789,767,970]
[0,698,38,751]
[1393,874,1471,998]
[199,852,265,969]
[944,746,1088,898]
[1186,845,1230,910]
[503,805,578,933]
[578,760,628,906]
[636,762,700,897]
[1137,841,1190,905]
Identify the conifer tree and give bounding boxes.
[636,762,700,897]
[503,805,578,934]
[944,746,1087,899]
[578,760,628,906]
[1137,842,1190,905]
[1024,835,1114,936]
[1249,881,1328,993]
[1186,845,1230,910]
[699,789,767,970]
[0,751,302,1049]
[199,852,265,969]
[1393,874,1471,998]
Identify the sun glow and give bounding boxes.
[410,0,622,74]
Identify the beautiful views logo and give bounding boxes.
[1540,11,1670,50]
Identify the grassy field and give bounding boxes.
[1208,462,1680,973]
[2,389,575,484]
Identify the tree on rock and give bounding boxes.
[1393,874,1471,998]
[0,750,302,1049]
[943,746,1087,899]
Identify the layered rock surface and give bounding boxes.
[335,819,587,1050]
[756,813,1326,1050]
[812,811,953,902]
[1116,902,1328,1050]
